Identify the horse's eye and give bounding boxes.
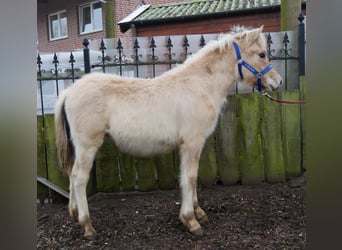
[259,53,266,59]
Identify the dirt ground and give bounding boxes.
[37,182,306,249]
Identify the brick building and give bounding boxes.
[37,0,306,53]
[37,0,191,53]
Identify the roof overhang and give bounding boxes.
[118,1,306,34]
[118,4,151,33]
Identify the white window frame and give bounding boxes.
[48,10,68,41]
[79,1,103,35]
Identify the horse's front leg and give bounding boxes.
[179,140,205,236]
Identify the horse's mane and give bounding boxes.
[181,25,265,67]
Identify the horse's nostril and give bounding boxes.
[279,80,283,86]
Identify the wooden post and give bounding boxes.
[104,1,115,38]
[281,0,302,31]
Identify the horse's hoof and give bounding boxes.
[198,214,208,223]
[190,227,204,236]
[84,233,96,241]
[83,224,96,240]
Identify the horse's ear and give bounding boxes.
[246,27,263,44]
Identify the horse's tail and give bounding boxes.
[55,91,74,175]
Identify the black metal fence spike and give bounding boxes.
[52,52,59,64]
[267,33,273,45]
[37,53,42,64]
[83,38,89,48]
[200,35,206,47]
[183,35,189,48]
[100,39,106,51]
[266,33,274,59]
[167,36,173,48]
[69,52,75,63]
[150,37,156,48]
[298,12,305,23]
[116,38,123,50]
[283,32,289,45]
[134,38,140,49]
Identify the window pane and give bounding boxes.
[82,6,91,32]
[50,14,59,39]
[93,3,102,30]
[59,12,67,37]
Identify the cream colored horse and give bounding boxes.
[55,26,283,238]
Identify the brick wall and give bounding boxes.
[38,0,109,53]
[38,0,190,53]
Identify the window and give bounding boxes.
[80,2,103,34]
[48,10,68,40]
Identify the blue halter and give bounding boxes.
[233,42,273,92]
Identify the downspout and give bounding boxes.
[104,1,115,38]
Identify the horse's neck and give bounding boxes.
[186,48,236,98]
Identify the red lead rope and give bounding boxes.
[261,91,306,104]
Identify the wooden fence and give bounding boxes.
[37,77,306,198]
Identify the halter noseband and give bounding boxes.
[233,41,273,92]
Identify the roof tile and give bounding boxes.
[134,0,282,21]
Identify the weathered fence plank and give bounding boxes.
[118,152,136,191]
[43,115,69,194]
[237,93,265,185]
[155,153,176,190]
[37,116,49,199]
[299,76,307,171]
[136,157,157,191]
[216,95,240,185]
[198,134,217,185]
[259,94,286,183]
[37,116,47,178]
[95,135,120,192]
[281,90,302,178]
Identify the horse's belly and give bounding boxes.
[113,134,177,156]
[107,120,179,156]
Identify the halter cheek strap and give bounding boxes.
[233,42,272,92]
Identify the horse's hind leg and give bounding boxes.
[70,141,102,238]
[179,138,205,236]
[193,186,208,223]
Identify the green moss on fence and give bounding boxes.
[216,95,240,185]
[155,153,176,189]
[95,135,120,192]
[281,90,302,178]
[237,93,264,185]
[199,134,217,185]
[44,115,69,192]
[118,152,136,191]
[136,157,157,191]
[300,76,307,172]
[259,94,286,183]
[37,116,48,198]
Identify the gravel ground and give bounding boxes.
[37,183,306,249]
